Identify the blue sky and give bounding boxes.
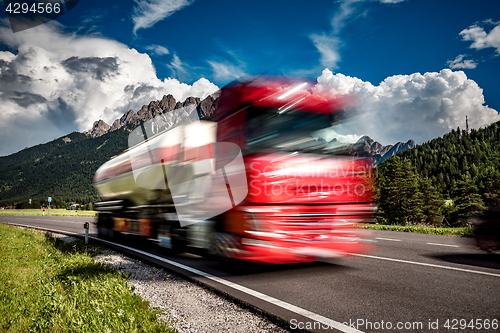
[0,0,499,155]
[59,0,500,89]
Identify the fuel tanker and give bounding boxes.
[94,77,376,264]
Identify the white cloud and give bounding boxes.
[460,21,500,54]
[0,21,218,156]
[207,60,246,82]
[314,126,361,144]
[132,0,193,34]
[146,44,170,56]
[309,34,341,69]
[315,68,499,145]
[167,53,190,80]
[309,0,357,70]
[310,0,406,70]
[330,0,360,34]
[447,54,477,69]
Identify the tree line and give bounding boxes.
[376,121,500,226]
[10,199,95,211]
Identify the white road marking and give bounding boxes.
[426,242,460,248]
[349,253,500,278]
[375,237,401,242]
[5,222,363,333]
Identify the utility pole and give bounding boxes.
[466,115,469,133]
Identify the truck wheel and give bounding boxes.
[476,234,496,253]
[210,232,237,259]
[97,227,106,239]
[97,212,112,239]
[171,231,187,254]
[159,223,186,255]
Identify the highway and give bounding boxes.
[2,215,499,333]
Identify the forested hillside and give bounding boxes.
[0,93,218,209]
[377,121,500,226]
[0,128,129,207]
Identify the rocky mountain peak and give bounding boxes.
[198,95,218,119]
[336,135,416,164]
[84,119,110,138]
[109,109,140,132]
[159,94,176,112]
[183,96,201,106]
[84,94,219,138]
[356,135,374,146]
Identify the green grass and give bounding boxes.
[0,224,176,332]
[0,209,97,217]
[363,224,475,238]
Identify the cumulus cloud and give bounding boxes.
[315,68,499,145]
[146,44,170,56]
[314,126,361,144]
[132,0,193,34]
[447,54,477,69]
[207,60,246,82]
[0,21,218,156]
[460,20,500,54]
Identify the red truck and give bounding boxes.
[94,77,375,264]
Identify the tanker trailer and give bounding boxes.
[94,118,224,252]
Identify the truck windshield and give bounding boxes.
[246,107,332,153]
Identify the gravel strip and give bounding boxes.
[94,250,289,333]
[50,233,77,243]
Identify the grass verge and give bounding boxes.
[0,224,176,332]
[363,224,475,238]
[0,209,97,217]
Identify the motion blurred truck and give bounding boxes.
[94,77,376,264]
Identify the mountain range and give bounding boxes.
[345,136,416,164]
[84,94,218,138]
[0,93,414,206]
[83,93,414,164]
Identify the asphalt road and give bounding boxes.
[2,215,499,333]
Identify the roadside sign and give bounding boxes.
[48,197,51,216]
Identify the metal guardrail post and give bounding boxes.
[84,222,89,244]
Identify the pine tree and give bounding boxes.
[419,177,444,225]
[478,166,500,207]
[377,156,405,224]
[400,159,423,223]
[453,175,486,219]
[376,156,424,225]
